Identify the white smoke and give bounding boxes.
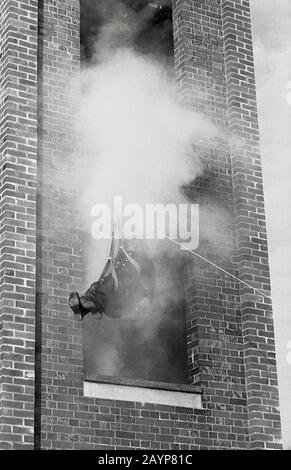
[77,0,217,384]
[76,49,209,214]
[75,47,217,283]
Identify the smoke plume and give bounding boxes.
[76,0,216,383]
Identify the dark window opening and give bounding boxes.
[83,247,188,384]
[80,1,189,386]
[80,0,174,64]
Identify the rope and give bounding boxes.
[165,235,271,300]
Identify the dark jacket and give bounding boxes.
[83,248,155,318]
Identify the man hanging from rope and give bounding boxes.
[68,237,155,320]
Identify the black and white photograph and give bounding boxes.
[0,0,290,454]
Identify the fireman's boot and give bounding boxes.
[69,282,106,320]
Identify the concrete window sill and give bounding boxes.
[84,375,202,409]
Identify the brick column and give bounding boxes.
[0,0,38,449]
[221,0,282,449]
[36,0,83,449]
[173,0,282,449]
[173,0,249,449]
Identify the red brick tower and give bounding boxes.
[0,0,282,449]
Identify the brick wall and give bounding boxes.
[36,0,83,449]
[173,0,281,450]
[0,0,38,449]
[174,0,248,449]
[0,0,282,450]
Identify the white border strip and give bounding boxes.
[84,381,202,409]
